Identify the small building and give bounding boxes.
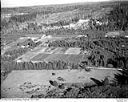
[125,35,128,38]
[69,23,76,28]
[16,58,23,62]
[46,35,52,38]
[78,19,90,24]
[77,35,87,38]
[105,31,124,37]
[21,45,26,48]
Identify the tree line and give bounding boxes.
[1,60,79,73]
[91,2,128,31]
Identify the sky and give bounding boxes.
[1,0,111,8]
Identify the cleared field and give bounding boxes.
[67,54,83,63]
[43,47,58,54]
[17,47,84,63]
[30,46,45,53]
[15,47,61,62]
[15,47,48,62]
[44,54,83,63]
[16,51,37,62]
[53,47,68,54]
[65,48,81,54]
[31,54,50,61]
[52,34,78,38]
[24,34,43,37]
[44,54,70,62]
[38,47,48,53]
[23,34,77,38]
[1,69,120,98]
[40,47,67,54]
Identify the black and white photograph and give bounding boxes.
[1,0,128,100]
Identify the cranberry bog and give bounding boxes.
[1,68,120,98]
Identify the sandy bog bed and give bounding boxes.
[1,69,120,98]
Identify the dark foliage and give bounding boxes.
[10,12,37,23]
[32,84,128,98]
[114,69,128,86]
[107,2,128,31]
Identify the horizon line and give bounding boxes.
[1,0,113,8]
